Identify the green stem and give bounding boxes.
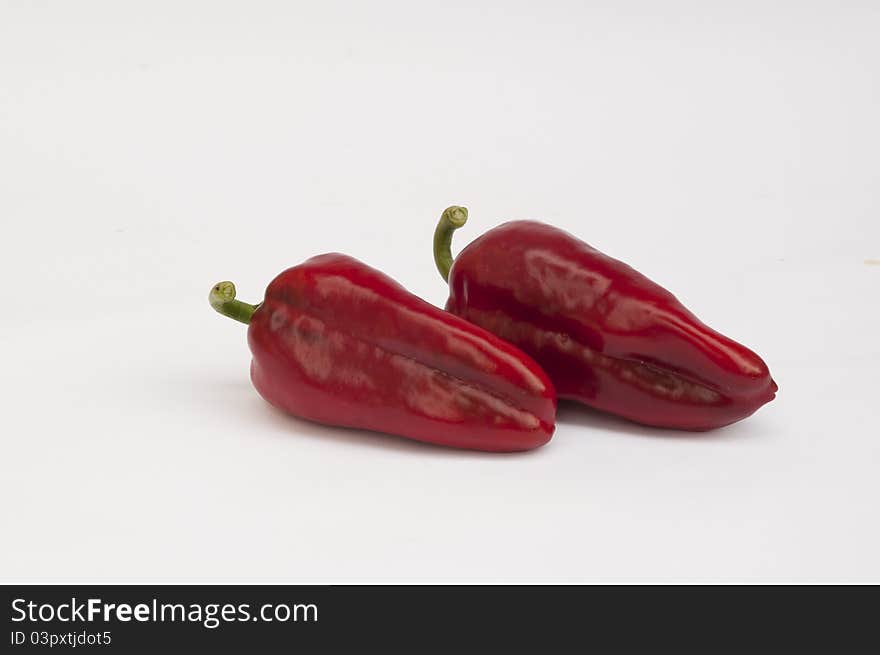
[433,205,468,282]
[209,281,259,325]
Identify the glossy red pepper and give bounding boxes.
[209,254,556,451]
[433,207,777,430]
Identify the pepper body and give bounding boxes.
[441,219,777,430]
[242,254,556,451]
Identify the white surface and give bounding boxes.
[1,1,878,583]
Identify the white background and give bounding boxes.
[1,1,878,583]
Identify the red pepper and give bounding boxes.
[209,254,556,451]
[433,207,777,430]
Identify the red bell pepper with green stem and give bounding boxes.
[433,206,777,430]
[209,253,556,451]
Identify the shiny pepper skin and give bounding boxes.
[211,254,556,451]
[435,210,777,430]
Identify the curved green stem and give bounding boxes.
[433,205,468,281]
[209,281,259,325]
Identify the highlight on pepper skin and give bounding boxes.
[208,254,557,452]
[433,206,777,431]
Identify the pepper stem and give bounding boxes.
[209,281,259,325]
[433,205,468,281]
